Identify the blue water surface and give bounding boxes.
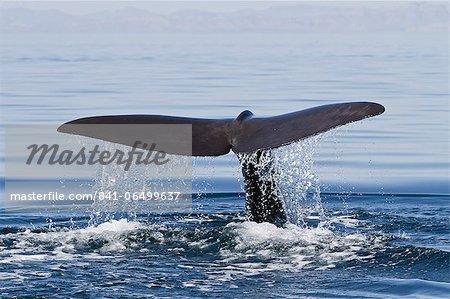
[0,32,449,298]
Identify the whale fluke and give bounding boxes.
[58,101,385,224]
[231,102,384,153]
[58,102,384,156]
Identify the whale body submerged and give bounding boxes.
[58,102,385,224]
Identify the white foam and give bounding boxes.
[0,217,386,286]
[216,221,383,277]
[0,219,144,264]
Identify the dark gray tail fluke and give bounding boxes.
[58,101,385,224]
[58,102,385,155]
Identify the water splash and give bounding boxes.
[237,136,325,227]
[89,142,192,222]
[273,136,326,227]
[91,142,150,215]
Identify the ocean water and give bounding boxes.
[0,32,449,298]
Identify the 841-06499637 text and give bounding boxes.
[9,191,182,202]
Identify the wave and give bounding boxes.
[1,216,447,271]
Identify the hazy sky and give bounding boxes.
[0,1,413,15]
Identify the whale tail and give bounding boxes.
[58,101,385,224]
[58,102,384,156]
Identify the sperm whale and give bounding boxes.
[58,102,385,224]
